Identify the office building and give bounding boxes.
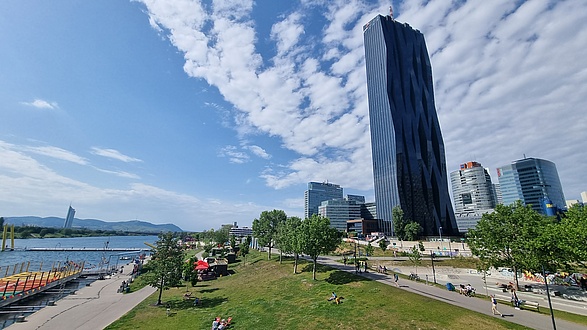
[318,197,363,232]
[363,13,457,236]
[497,157,566,214]
[581,191,587,204]
[304,182,343,219]
[450,161,496,213]
[63,205,75,228]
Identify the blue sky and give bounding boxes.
[1,0,586,232]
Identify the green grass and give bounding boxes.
[106,250,532,330]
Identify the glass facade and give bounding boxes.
[363,15,457,236]
[497,157,566,214]
[450,162,496,213]
[304,182,343,219]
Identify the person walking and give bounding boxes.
[491,295,503,317]
[394,273,399,287]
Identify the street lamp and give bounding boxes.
[542,266,557,330]
[438,226,443,253]
[430,251,437,284]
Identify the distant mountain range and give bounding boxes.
[4,216,183,233]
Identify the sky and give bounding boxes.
[1,0,586,232]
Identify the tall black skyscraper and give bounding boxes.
[363,14,457,236]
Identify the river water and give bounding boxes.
[0,236,158,274]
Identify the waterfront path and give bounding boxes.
[316,256,587,330]
[7,261,156,330]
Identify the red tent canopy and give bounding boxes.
[194,260,209,270]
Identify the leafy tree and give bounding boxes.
[404,222,423,241]
[230,235,236,249]
[467,201,549,289]
[276,216,303,273]
[379,239,388,253]
[364,243,374,257]
[252,209,287,260]
[144,232,185,305]
[239,240,250,266]
[418,241,425,252]
[0,217,4,227]
[408,245,422,275]
[183,255,198,288]
[299,215,341,280]
[392,206,408,239]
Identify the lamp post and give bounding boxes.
[354,238,358,274]
[430,251,437,284]
[543,266,557,330]
[438,226,443,254]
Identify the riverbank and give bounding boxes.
[6,260,155,330]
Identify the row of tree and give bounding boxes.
[467,201,587,288]
[252,210,341,280]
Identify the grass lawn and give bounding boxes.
[106,250,530,330]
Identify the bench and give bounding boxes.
[520,300,539,311]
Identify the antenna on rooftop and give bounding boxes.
[389,5,394,19]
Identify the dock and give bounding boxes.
[24,248,150,252]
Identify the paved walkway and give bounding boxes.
[6,262,156,330]
[317,256,587,330]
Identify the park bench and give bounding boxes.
[520,300,539,311]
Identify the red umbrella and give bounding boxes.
[195,260,209,270]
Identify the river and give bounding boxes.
[0,236,158,274]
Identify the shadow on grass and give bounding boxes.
[325,270,370,285]
[199,287,220,293]
[301,263,330,274]
[161,295,229,310]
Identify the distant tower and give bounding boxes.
[497,157,565,214]
[304,182,343,219]
[363,15,457,236]
[63,205,75,228]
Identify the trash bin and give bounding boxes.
[446,283,455,291]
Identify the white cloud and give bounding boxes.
[244,145,271,159]
[91,147,142,163]
[218,145,250,164]
[20,99,59,110]
[138,0,587,200]
[26,146,88,165]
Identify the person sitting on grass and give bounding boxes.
[328,292,337,301]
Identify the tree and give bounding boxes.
[299,215,341,280]
[0,217,4,228]
[404,222,423,241]
[364,243,374,257]
[408,245,422,276]
[183,255,198,288]
[252,209,287,260]
[276,216,303,273]
[379,239,388,253]
[392,206,408,240]
[239,236,252,265]
[467,201,549,289]
[144,232,185,305]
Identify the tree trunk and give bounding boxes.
[279,250,282,264]
[267,243,272,260]
[157,277,164,305]
[312,257,317,280]
[513,265,520,291]
[293,253,298,274]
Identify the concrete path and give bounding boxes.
[317,256,587,330]
[7,262,156,330]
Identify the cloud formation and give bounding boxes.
[91,147,142,163]
[139,0,587,200]
[20,99,59,110]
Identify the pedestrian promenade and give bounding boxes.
[6,261,156,330]
[317,256,587,330]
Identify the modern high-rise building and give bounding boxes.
[363,13,457,236]
[304,182,343,219]
[497,157,566,214]
[450,161,496,213]
[63,205,75,228]
[318,197,363,232]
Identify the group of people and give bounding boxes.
[211,316,232,330]
[377,265,388,274]
[458,284,475,296]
